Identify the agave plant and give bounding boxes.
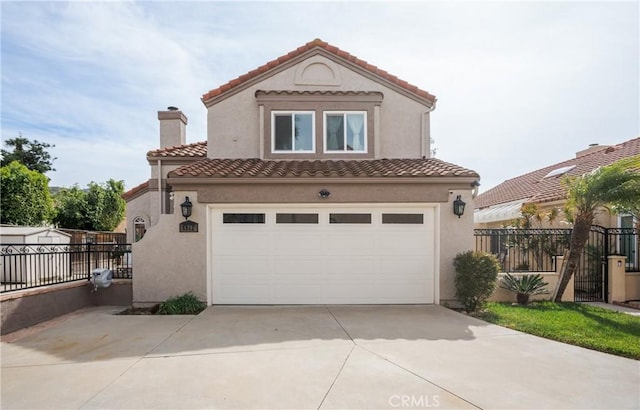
[500,273,549,305]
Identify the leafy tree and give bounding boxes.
[54,179,125,231]
[609,156,640,229]
[0,161,54,225]
[53,185,90,229]
[555,156,640,301]
[1,135,56,174]
[510,202,559,229]
[86,179,126,231]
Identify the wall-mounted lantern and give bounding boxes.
[179,196,198,233]
[180,196,193,220]
[453,195,466,218]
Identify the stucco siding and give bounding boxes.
[131,186,475,306]
[439,190,475,303]
[125,191,152,243]
[207,55,430,160]
[132,191,207,305]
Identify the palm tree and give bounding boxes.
[554,155,640,302]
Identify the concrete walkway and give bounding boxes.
[1,305,638,409]
[585,301,640,316]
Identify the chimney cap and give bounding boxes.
[167,106,179,111]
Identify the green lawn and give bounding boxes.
[474,302,640,360]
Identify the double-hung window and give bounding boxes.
[272,111,315,153]
[324,111,367,153]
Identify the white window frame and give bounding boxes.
[323,111,367,153]
[271,111,315,153]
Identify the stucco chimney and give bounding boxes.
[158,106,187,148]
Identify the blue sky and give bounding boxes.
[1,1,638,194]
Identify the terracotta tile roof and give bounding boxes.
[168,158,478,179]
[147,141,207,158]
[202,39,436,105]
[122,180,149,201]
[476,137,640,209]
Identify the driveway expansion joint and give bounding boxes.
[317,344,355,410]
[359,344,482,410]
[325,305,356,344]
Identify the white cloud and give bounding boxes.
[1,1,638,193]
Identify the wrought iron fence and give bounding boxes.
[1,243,132,293]
[607,227,639,272]
[475,226,639,302]
[474,228,572,273]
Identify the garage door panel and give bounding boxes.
[216,258,272,280]
[377,257,433,275]
[324,257,376,276]
[376,236,431,254]
[271,284,324,302]
[270,256,325,275]
[214,231,271,255]
[215,284,269,304]
[271,231,325,255]
[211,206,436,304]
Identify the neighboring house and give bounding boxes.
[124,39,480,306]
[474,137,640,230]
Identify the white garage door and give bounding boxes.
[210,205,437,304]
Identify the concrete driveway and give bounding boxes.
[1,305,638,409]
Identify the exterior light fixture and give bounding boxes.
[453,195,466,218]
[319,189,331,199]
[180,196,193,220]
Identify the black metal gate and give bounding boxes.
[573,226,608,302]
[573,225,640,302]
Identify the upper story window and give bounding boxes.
[324,112,366,153]
[256,90,382,159]
[272,112,315,153]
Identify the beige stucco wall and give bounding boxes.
[173,181,468,205]
[439,190,475,304]
[132,185,476,306]
[207,54,431,160]
[124,191,152,243]
[625,273,640,300]
[131,191,207,305]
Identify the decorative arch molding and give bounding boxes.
[294,56,341,86]
[133,215,149,242]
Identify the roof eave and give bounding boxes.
[167,176,479,186]
[201,45,436,109]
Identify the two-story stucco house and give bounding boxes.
[124,39,480,307]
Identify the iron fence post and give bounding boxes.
[87,242,91,281]
[603,228,609,303]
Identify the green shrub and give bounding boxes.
[157,292,206,315]
[453,251,500,312]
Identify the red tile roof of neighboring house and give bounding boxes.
[476,137,640,209]
[122,180,149,201]
[168,158,479,179]
[147,141,207,158]
[201,39,436,105]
